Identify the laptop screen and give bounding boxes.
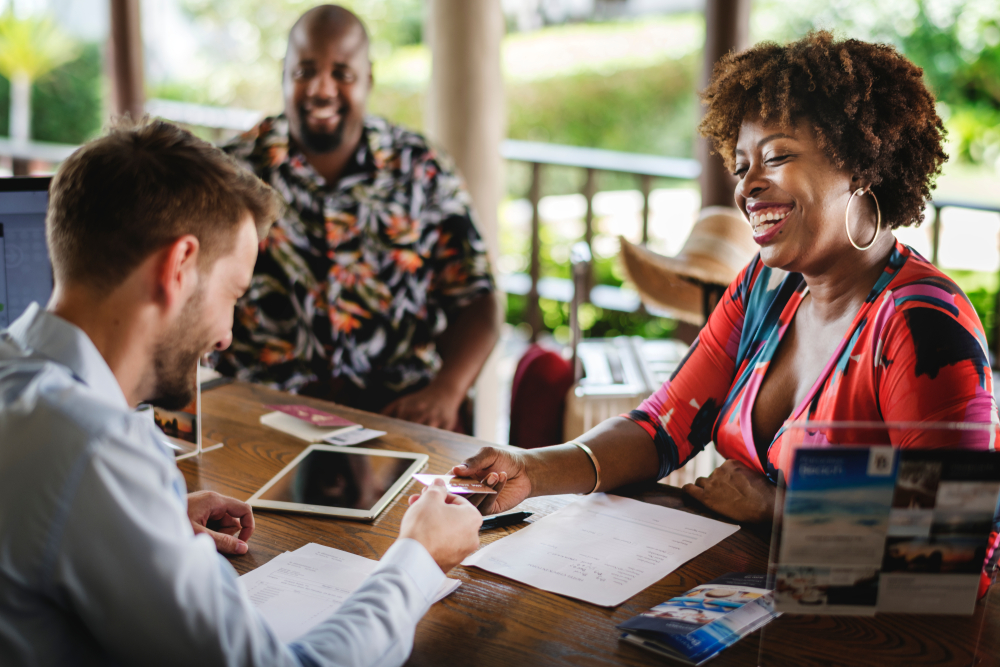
[0,177,52,329]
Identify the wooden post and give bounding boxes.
[931,204,942,266]
[11,72,30,175]
[994,258,1000,363]
[426,0,505,440]
[109,0,144,120]
[698,0,750,209]
[582,167,596,300]
[426,0,503,266]
[639,174,652,244]
[527,162,543,341]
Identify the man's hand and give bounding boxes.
[399,480,482,572]
[450,447,531,515]
[381,381,464,431]
[187,490,255,555]
[682,460,776,524]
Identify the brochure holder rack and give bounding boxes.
[752,421,1000,665]
[767,420,999,617]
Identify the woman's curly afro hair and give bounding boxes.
[698,31,947,229]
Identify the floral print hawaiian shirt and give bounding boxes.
[216,114,494,395]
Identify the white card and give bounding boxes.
[322,427,387,446]
[412,473,497,494]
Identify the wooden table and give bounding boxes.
[184,382,1000,667]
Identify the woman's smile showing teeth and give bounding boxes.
[746,203,794,243]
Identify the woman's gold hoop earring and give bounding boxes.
[845,188,881,251]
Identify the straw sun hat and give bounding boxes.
[619,206,758,325]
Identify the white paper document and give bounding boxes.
[462,494,740,607]
[240,542,460,642]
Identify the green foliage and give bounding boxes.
[368,85,421,133]
[897,2,1000,106]
[499,212,681,340]
[371,55,700,198]
[754,0,1000,168]
[149,79,215,105]
[944,269,998,347]
[179,0,425,110]
[0,42,103,144]
[374,55,700,158]
[0,12,78,81]
[506,54,698,157]
[964,286,996,346]
[896,2,1000,167]
[942,104,1000,167]
[504,293,677,342]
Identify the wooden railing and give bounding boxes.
[0,138,77,175]
[500,139,701,339]
[3,100,999,355]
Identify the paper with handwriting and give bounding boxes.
[462,494,739,607]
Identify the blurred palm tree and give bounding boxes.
[0,11,77,143]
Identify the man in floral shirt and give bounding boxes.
[216,5,499,431]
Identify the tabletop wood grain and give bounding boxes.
[183,382,1000,667]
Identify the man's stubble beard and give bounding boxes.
[147,286,211,411]
[296,103,347,154]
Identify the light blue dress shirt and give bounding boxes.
[0,304,446,667]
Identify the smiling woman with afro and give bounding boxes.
[699,30,948,229]
[454,32,996,538]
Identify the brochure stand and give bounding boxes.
[142,364,225,460]
[757,420,1000,665]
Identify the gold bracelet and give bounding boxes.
[568,440,601,494]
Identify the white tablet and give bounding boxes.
[248,445,428,521]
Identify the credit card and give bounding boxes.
[411,473,498,494]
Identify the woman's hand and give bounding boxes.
[682,460,776,524]
[449,447,531,515]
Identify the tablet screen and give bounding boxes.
[258,448,417,511]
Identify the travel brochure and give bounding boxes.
[618,573,779,665]
[773,446,1000,615]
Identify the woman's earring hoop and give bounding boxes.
[845,188,881,251]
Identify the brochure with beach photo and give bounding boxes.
[879,450,1000,614]
[618,573,779,665]
[774,447,896,615]
[773,446,1000,615]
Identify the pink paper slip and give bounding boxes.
[265,404,358,429]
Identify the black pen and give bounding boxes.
[480,511,533,531]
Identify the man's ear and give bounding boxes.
[156,234,201,313]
